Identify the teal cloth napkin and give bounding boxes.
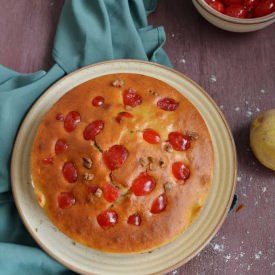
[0,0,171,273]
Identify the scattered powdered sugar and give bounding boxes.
[210,75,217,83]
[179,57,186,64]
[172,270,178,275]
[220,105,224,109]
[224,254,232,262]
[256,108,261,112]
[249,176,253,181]
[247,265,251,271]
[235,107,240,112]
[246,110,253,118]
[262,187,267,193]
[211,243,225,253]
[255,251,262,260]
[272,262,275,266]
[171,33,175,38]
[237,176,242,182]
[260,89,265,94]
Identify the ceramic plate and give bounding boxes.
[11,60,236,275]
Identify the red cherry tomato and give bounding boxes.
[97,210,118,229]
[209,2,226,13]
[151,194,167,214]
[172,162,190,181]
[168,132,191,151]
[55,139,68,155]
[253,0,275,17]
[83,120,104,140]
[131,172,157,196]
[42,156,53,165]
[143,129,161,144]
[92,96,105,107]
[103,183,120,203]
[157,98,179,111]
[224,0,244,5]
[64,111,81,132]
[115,112,133,123]
[244,0,259,8]
[205,0,219,3]
[127,213,141,226]
[225,4,247,18]
[62,162,78,183]
[103,145,129,170]
[123,88,142,107]
[56,113,64,121]
[89,184,99,194]
[58,192,76,209]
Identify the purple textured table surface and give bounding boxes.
[0,1,274,275]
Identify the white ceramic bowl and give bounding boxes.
[193,0,275,32]
[11,60,236,275]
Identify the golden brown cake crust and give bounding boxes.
[31,73,213,253]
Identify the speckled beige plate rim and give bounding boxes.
[11,60,237,275]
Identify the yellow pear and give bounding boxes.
[250,109,275,171]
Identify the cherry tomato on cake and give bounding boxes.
[103,145,129,170]
[92,96,105,107]
[97,210,118,229]
[62,161,78,183]
[143,129,161,144]
[131,172,157,196]
[127,213,141,226]
[64,111,81,132]
[151,194,167,214]
[58,192,76,209]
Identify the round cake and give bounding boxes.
[31,73,214,253]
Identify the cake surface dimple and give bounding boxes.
[31,73,214,253]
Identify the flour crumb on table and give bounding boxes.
[255,251,262,260]
[260,89,265,94]
[210,75,217,83]
[246,111,252,118]
[235,107,240,112]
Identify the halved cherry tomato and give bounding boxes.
[143,129,161,144]
[224,0,244,5]
[83,120,104,140]
[62,162,78,183]
[58,192,76,209]
[131,172,156,196]
[172,162,190,181]
[55,139,68,155]
[168,132,190,151]
[103,183,120,202]
[253,0,275,17]
[89,184,99,194]
[209,1,226,13]
[151,194,167,214]
[92,96,104,107]
[97,210,118,229]
[157,98,179,111]
[123,88,142,107]
[103,145,129,170]
[225,4,247,18]
[127,213,141,226]
[64,111,81,132]
[115,112,133,123]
